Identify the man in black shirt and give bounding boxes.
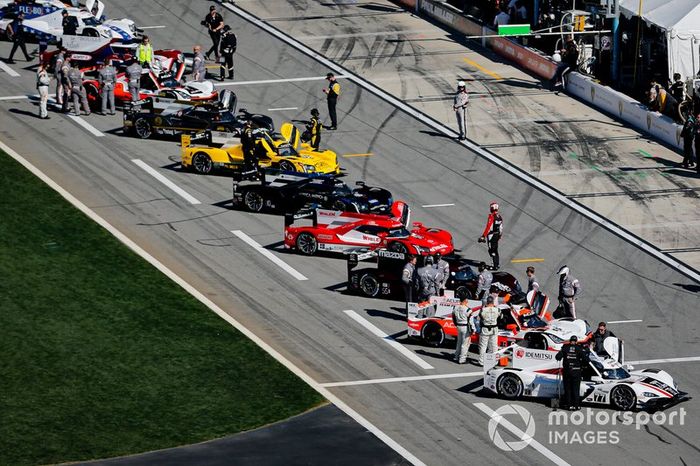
[550,36,579,90]
[8,13,30,63]
[218,25,237,80]
[203,5,224,61]
[62,10,78,36]
[555,335,589,410]
[670,73,686,104]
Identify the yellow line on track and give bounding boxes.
[342,153,374,158]
[463,58,503,80]
[510,258,545,263]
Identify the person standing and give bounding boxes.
[453,81,469,140]
[557,265,581,319]
[62,9,78,36]
[555,335,589,410]
[323,73,340,130]
[452,297,471,364]
[68,61,90,116]
[136,35,153,68]
[98,59,116,115]
[306,108,322,150]
[240,119,257,176]
[476,262,493,303]
[478,296,500,366]
[203,5,224,61]
[192,45,206,82]
[526,266,539,293]
[218,25,237,81]
[670,73,685,104]
[60,56,72,113]
[401,255,418,313]
[433,253,450,296]
[591,321,615,357]
[126,59,142,102]
[478,201,503,270]
[417,256,441,302]
[680,114,696,168]
[36,63,51,119]
[7,13,30,64]
[54,48,66,107]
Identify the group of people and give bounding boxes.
[199,5,238,81]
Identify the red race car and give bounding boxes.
[284,203,454,256]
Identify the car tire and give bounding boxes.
[388,242,408,254]
[455,286,474,301]
[497,373,524,400]
[359,273,380,298]
[296,232,317,255]
[192,152,213,175]
[134,118,152,139]
[421,321,445,347]
[610,385,636,411]
[279,160,296,172]
[243,190,264,212]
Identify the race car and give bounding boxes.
[347,249,522,300]
[0,0,140,44]
[284,205,454,256]
[407,291,559,348]
[232,171,393,214]
[181,123,339,175]
[124,89,272,139]
[483,342,691,411]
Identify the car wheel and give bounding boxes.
[421,321,445,347]
[243,191,265,212]
[359,273,380,298]
[296,232,317,255]
[192,152,213,174]
[610,385,636,411]
[497,373,524,400]
[134,118,152,139]
[455,286,474,301]
[279,160,296,172]
[388,242,408,254]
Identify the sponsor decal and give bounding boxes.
[378,250,405,260]
[70,54,92,61]
[515,348,525,358]
[318,234,333,240]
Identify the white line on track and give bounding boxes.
[67,114,104,137]
[131,159,201,205]
[232,230,308,281]
[223,3,700,286]
[321,371,481,388]
[0,61,20,77]
[301,29,436,40]
[140,25,166,29]
[0,138,428,466]
[627,356,700,365]
[0,94,29,101]
[216,75,349,87]
[267,106,298,111]
[473,402,570,466]
[421,203,455,208]
[343,310,434,370]
[607,319,643,324]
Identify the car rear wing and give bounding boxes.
[284,208,317,228]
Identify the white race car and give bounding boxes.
[483,340,690,411]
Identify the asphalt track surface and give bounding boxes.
[1,1,699,465]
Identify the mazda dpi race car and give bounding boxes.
[347,249,522,300]
[483,340,691,411]
[181,123,339,175]
[124,89,271,139]
[407,291,563,349]
[0,0,140,44]
[232,171,393,214]
[284,205,454,256]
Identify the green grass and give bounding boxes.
[0,150,325,466]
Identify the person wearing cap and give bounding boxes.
[556,335,589,410]
[476,261,492,304]
[526,266,539,293]
[306,108,322,150]
[218,25,237,81]
[62,10,78,36]
[452,296,472,364]
[478,201,504,270]
[136,35,153,68]
[7,12,30,64]
[433,253,450,296]
[126,58,142,102]
[203,5,224,61]
[192,45,206,82]
[322,73,340,130]
[478,295,500,366]
[557,265,581,319]
[98,58,116,115]
[453,80,469,140]
[68,61,90,116]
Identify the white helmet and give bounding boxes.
[457,80,465,88]
[558,265,569,276]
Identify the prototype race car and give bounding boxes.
[284,205,454,256]
[347,249,522,300]
[406,291,559,349]
[232,171,393,214]
[483,342,691,411]
[181,123,339,175]
[124,89,272,139]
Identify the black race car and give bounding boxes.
[347,249,524,301]
[232,171,393,214]
[123,89,273,139]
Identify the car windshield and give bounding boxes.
[591,360,630,380]
[277,143,298,157]
[517,311,548,329]
[333,185,352,196]
[387,228,410,238]
[454,264,477,281]
[82,17,99,26]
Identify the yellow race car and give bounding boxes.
[181,123,340,175]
